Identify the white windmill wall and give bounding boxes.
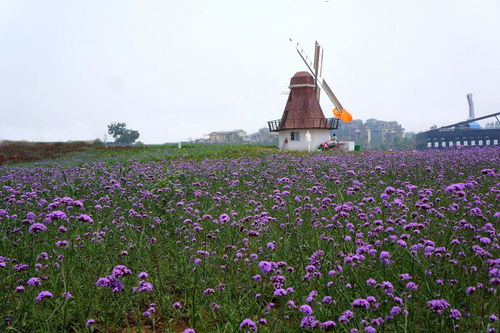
[279,129,330,151]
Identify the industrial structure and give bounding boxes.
[416,94,500,149]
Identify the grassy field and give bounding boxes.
[0,141,278,166]
[0,145,498,332]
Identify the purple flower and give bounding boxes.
[112,265,132,278]
[76,214,94,223]
[85,319,95,328]
[13,264,29,271]
[95,277,111,287]
[399,273,412,280]
[322,296,334,304]
[445,183,465,194]
[203,288,215,295]
[218,213,230,224]
[406,282,419,291]
[449,309,461,320]
[62,292,73,298]
[55,240,69,248]
[365,326,376,333]
[427,299,450,313]
[27,277,41,286]
[29,223,47,233]
[339,310,354,324]
[132,280,153,293]
[273,288,287,296]
[480,237,491,244]
[390,306,402,316]
[352,298,370,309]
[46,210,67,221]
[321,320,336,329]
[379,281,394,292]
[379,251,392,265]
[465,286,476,295]
[299,304,314,316]
[300,316,319,329]
[183,329,196,333]
[138,272,149,278]
[239,318,257,331]
[258,261,273,274]
[36,291,53,302]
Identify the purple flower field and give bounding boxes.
[0,148,498,332]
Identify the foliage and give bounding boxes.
[107,122,140,145]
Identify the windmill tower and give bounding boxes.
[268,40,352,151]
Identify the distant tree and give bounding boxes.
[107,122,140,145]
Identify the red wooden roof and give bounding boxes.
[279,71,329,130]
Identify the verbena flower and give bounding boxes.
[299,304,314,316]
[29,223,47,233]
[112,265,132,278]
[427,299,450,313]
[36,291,53,302]
[239,318,257,331]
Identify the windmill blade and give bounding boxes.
[313,41,323,100]
[313,41,323,78]
[319,79,343,111]
[291,38,351,121]
[292,39,316,77]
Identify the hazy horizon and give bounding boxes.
[1,0,499,143]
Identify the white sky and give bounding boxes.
[0,0,499,143]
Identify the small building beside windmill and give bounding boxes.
[268,71,338,151]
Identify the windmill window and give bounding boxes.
[486,140,490,145]
[290,132,300,141]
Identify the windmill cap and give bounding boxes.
[290,71,315,86]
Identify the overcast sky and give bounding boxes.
[0,0,499,143]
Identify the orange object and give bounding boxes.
[333,108,353,123]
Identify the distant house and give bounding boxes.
[208,130,247,144]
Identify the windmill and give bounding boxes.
[267,40,352,151]
[291,39,352,123]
